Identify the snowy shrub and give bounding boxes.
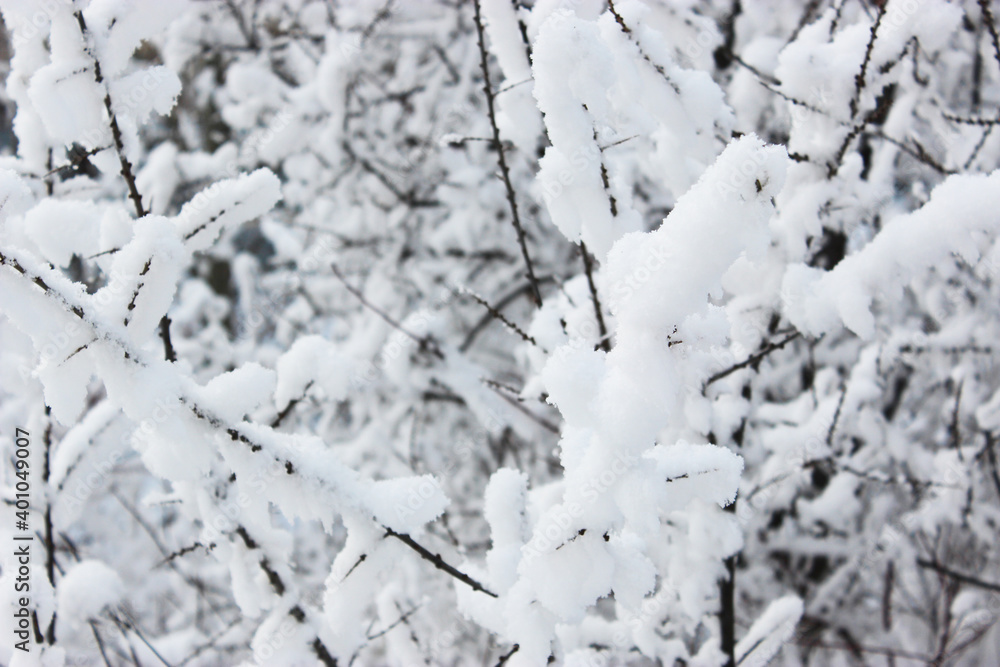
[0,0,999,665]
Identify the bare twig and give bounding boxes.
[793,640,933,663]
[827,387,847,448]
[159,316,177,363]
[111,608,174,667]
[462,289,537,347]
[74,11,146,219]
[331,264,444,359]
[607,0,631,34]
[916,558,1000,593]
[943,112,1000,126]
[91,622,114,667]
[979,0,1000,75]
[384,528,498,597]
[580,242,610,352]
[42,406,57,645]
[705,332,801,388]
[850,4,886,118]
[496,643,520,666]
[882,561,895,631]
[472,0,542,307]
[460,278,555,352]
[949,381,964,461]
[366,604,421,641]
[983,431,1000,500]
[271,380,314,428]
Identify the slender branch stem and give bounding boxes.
[271,381,314,428]
[792,640,933,663]
[385,528,498,598]
[580,242,610,352]
[91,622,114,667]
[705,332,801,388]
[850,4,885,118]
[42,406,56,644]
[159,316,177,363]
[462,289,537,347]
[979,0,1000,75]
[720,503,736,667]
[472,0,542,308]
[460,278,554,352]
[983,431,1000,500]
[331,263,444,359]
[916,558,1000,593]
[74,11,146,219]
[496,643,520,666]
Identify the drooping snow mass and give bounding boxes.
[174,168,283,251]
[56,560,125,626]
[2,0,1000,665]
[598,134,785,449]
[783,169,1000,339]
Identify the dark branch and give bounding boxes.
[159,316,177,363]
[75,11,146,218]
[462,289,538,347]
[916,558,1000,593]
[384,528,498,597]
[580,242,610,352]
[331,263,444,359]
[271,381,314,428]
[979,0,1000,75]
[850,4,885,119]
[705,332,801,388]
[496,643,520,666]
[473,0,542,308]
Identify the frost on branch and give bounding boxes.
[4,0,1000,665]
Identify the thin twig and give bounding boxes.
[949,381,964,461]
[384,528,498,597]
[473,0,542,307]
[870,130,953,174]
[607,0,631,34]
[963,123,994,170]
[826,387,847,448]
[91,622,114,667]
[916,558,1000,593]
[943,112,1000,126]
[882,560,894,631]
[42,406,57,644]
[580,242,610,352]
[77,10,182,375]
[271,380,314,428]
[793,640,933,663]
[331,264,444,359]
[366,604,422,641]
[486,382,561,434]
[460,278,554,352]
[983,431,1000,500]
[159,316,177,363]
[462,289,537,347]
[74,11,146,218]
[979,0,1000,75]
[112,609,174,667]
[705,332,801,388]
[496,643,520,666]
[850,4,886,118]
